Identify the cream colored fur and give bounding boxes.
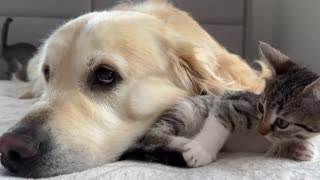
[14,0,271,175]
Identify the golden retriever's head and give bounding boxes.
[0,10,220,177]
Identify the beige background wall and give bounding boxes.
[246,0,320,73]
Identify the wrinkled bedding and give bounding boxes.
[0,80,319,180]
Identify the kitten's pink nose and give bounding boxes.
[0,132,39,159]
[259,120,271,136]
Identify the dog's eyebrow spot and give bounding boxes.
[43,65,50,82]
[87,59,95,67]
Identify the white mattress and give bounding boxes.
[0,80,319,180]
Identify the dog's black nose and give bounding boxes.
[0,132,39,159]
[0,132,39,172]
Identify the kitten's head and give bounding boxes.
[258,42,320,142]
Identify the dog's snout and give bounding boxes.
[0,132,40,173]
[0,109,53,176]
[0,132,39,159]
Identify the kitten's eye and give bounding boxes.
[95,66,115,84]
[258,102,264,114]
[275,118,290,129]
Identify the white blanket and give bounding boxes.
[0,80,319,180]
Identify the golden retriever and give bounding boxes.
[0,0,269,178]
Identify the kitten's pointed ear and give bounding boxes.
[302,78,320,99]
[259,41,295,74]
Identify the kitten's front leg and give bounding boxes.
[181,116,230,167]
[288,140,317,161]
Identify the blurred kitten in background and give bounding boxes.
[1,17,37,81]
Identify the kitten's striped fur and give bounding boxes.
[121,42,320,166]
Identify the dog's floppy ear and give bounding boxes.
[163,30,270,95]
[167,38,227,95]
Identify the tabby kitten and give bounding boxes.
[1,17,37,81]
[122,42,320,167]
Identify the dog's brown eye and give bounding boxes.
[90,65,121,90]
[275,118,290,129]
[96,66,115,84]
[258,102,264,114]
[43,65,50,82]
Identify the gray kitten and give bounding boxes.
[123,42,320,167]
[1,17,37,81]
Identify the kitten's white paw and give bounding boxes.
[288,142,316,161]
[182,140,214,167]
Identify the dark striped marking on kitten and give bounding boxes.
[121,42,320,167]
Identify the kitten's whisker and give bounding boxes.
[276,143,281,159]
[264,143,277,157]
[270,138,282,159]
[273,143,279,157]
[269,144,276,155]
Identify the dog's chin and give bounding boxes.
[2,154,58,178]
[1,157,94,178]
[0,146,98,178]
[2,155,51,178]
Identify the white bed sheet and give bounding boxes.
[0,80,319,180]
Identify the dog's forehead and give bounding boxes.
[84,11,151,32]
[44,11,161,63]
[82,12,169,68]
[43,14,91,66]
[41,10,170,84]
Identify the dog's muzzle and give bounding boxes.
[0,126,48,174]
[0,109,53,177]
